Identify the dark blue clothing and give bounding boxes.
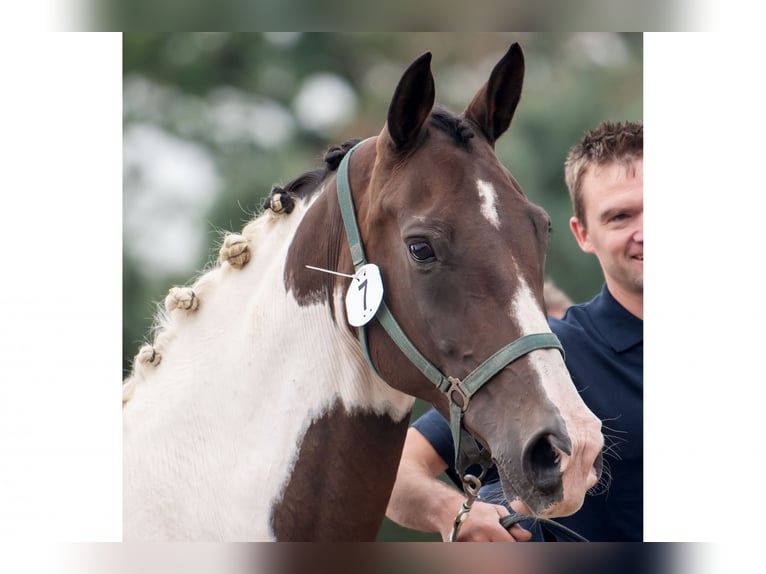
[412,283,643,541]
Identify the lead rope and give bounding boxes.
[498,514,589,542]
[449,486,590,542]
[447,433,589,542]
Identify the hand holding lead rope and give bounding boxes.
[447,470,589,541]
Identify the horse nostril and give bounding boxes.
[548,431,572,457]
[522,431,570,494]
[593,450,604,480]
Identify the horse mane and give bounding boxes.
[276,110,470,209]
[265,112,471,215]
[123,120,472,402]
[123,137,365,402]
[261,138,364,214]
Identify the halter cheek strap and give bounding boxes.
[336,138,564,473]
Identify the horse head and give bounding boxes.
[124,43,604,541]
[339,44,604,517]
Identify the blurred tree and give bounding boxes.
[122,32,642,540]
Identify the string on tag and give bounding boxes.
[305,265,355,278]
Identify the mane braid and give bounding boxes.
[279,169,327,201]
[268,138,364,205]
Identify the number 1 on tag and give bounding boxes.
[345,264,384,327]
[358,278,368,310]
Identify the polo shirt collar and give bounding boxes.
[589,283,643,353]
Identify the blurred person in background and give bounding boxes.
[543,279,573,319]
[386,120,643,541]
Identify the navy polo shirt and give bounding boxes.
[412,283,643,541]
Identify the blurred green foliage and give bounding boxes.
[122,33,642,541]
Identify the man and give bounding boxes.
[385,120,643,541]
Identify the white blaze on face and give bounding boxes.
[509,275,569,387]
[508,275,569,413]
[509,273,603,507]
[476,179,501,229]
[510,276,550,334]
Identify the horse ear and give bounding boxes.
[463,43,525,146]
[386,52,435,150]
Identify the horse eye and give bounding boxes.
[408,241,435,262]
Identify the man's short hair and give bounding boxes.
[564,121,643,227]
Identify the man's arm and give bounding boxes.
[386,427,531,541]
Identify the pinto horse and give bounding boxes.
[123,43,603,541]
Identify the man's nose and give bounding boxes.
[633,212,643,242]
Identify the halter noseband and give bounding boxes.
[336,138,564,474]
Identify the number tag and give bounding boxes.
[345,264,384,327]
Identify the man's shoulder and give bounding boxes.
[549,284,639,342]
[549,301,593,339]
[548,290,610,357]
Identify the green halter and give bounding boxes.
[336,138,564,473]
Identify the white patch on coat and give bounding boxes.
[123,193,413,541]
[476,179,501,229]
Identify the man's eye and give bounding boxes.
[408,241,436,262]
[609,213,628,223]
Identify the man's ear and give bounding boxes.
[569,216,594,254]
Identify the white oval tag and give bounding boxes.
[345,264,384,327]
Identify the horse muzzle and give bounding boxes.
[492,418,603,517]
[464,373,603,518]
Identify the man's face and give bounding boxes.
[569,159,643,295]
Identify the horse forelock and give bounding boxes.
[429,106,475,147]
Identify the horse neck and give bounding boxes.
[283,149,374,303]
[270,399,411,541]
[271,163,417,540]
[124,178,415,540]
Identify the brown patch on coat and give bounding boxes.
[270,401,409,541]
[283,140,373,322]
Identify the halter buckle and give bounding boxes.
[447,376,471,411]
[447,473,483,542]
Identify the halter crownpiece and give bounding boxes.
[335,138,565,477]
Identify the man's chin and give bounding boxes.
[620,269,643,293]
[629,263,644,288]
